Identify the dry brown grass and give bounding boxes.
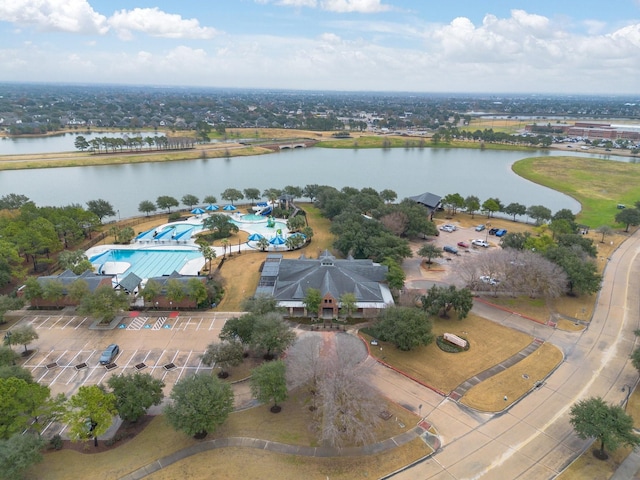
[364,313,533,394]
[460,342,563,411]
[146,439,432,480]
[30,389,425,480]
[215,203,335,312]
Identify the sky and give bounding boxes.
[1,0,640,94]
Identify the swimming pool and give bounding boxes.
[90,248,203,279]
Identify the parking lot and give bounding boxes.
[435,221,501,256]
[17,312,239,400]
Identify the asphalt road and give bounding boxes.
[375,229,640,479]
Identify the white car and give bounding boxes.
[480,275,500,286]
[472,239,489,247]
[440,224,456,232]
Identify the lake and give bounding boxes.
[0,146,606,219]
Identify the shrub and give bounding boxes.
[48,434,63,450]
[435,335,470,353]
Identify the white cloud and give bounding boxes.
[256,0,391,13]
[0,0,108,34]
[108,7,218,40]
[320,0,391,13]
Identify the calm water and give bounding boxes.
[0,131,163,155]
[0,147,609,219]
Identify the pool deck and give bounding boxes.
[86,212,293,281]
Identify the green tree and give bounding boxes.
[303,184,320,202]
[526,205,552,225]
[243,188,261,205]
[201,340,244,378]
[21,277,42,308]
[65,385,117,445]
[107,372,165,423]
[286,215,306,232]
[339,292,357,319]
[303,288,322,319]
[504,202,527,221]
[74,135,90,151]
[380,189,397,203]
[417,243,443,268]
[241,295,279,314]
[67,279,90,304]
[570,397,640,460]
[164,373,234,439]
[544,246,602,296]
[86,199,115,223]
[141,279,162,304]
[251,313,296,359]
[464,195,481,218]
[615,208,640,232]
[0,240,25,286]
[78,285,130,324]
[371,306,434,351]
[186,278,208,307]
[420,285,473,319]
[219,314,257,344]
[382,257,405,291]
[221,188,244,205]
[0,347,18,367]
[0,378,58,438]
[138,200,157,217]
[500,231,531,250]
[42,279,64,307]
[250,360,288,412]
[199,244,216,273]
[166,279,185,306]
[181,194,199,209]
[0,433,45,479]
[58,250,93,275]
[481,198,501,218]
[256,237,270,251]
[6,325,38,354]
[203,195,218,205]
[202,214,239,239]
[156,195,179,214]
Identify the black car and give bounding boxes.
[99,344,119,365]
[443,245,459,254]
[488,228,499,235]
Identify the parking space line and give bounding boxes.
[61,316,77,329]
[49,316,65,329]
[175,351,192,383]
[63,351,90,385]
[161,351,181,381]
[48,352,75,386]
[208,317,216,330]
[75,317,89,329]
[196,317,203,330]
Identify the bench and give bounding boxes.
[444,332,468,349]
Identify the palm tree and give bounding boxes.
[221,239,230,259]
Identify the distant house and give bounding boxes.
[144,271,206,309]
[255,251,393,319]
[18,270,112,308]
[408,192,442,219]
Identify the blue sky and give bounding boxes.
[1,0,640,94]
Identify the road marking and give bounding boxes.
[61,316,77,329]
[208,317,217,330]
[49,316,65,329]
[75,317,88,329]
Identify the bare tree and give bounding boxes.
[287,332,382,448]
[453,248,567,299]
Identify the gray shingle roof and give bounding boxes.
[256,253,389,303]
[408,192,442,209]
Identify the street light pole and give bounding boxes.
[623,384,633,411]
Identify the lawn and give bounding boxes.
[28,389,428,480]
[512,156,640,228]
[363,313,533,394]
[460,342,563,411]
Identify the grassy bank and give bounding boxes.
[512,156,640,227]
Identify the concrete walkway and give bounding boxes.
[118,422,437,480]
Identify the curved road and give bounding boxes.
[368,230,640,479]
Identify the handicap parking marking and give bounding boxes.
[127,316,148,330]
[152,317,167,330]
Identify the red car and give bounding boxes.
[457,241,470,249]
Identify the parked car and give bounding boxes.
[440,224,456,232]
[480,275,500,286]
[457,241,470,249]
[495,229,508,237]
[99,344,119,365]
[475,224,485,232]
[488,228,498,235]
[443,245,459,254]
[472,239,489,247]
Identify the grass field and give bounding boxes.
[513,156,640,228]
